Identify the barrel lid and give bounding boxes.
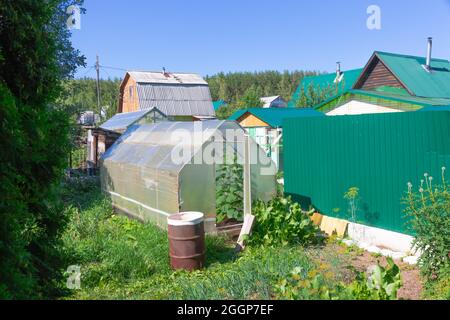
[167,212,204,226]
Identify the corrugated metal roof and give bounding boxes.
[136,84,215,116]
[374,51,450,98]
[100,109,152,132]
[288,68,363,107]
[128,71,208,85]
[228,107,324,128]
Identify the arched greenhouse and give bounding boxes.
[100,120,276,232]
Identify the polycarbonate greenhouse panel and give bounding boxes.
[100,120,277,232]
[100,110,150,132]
[283,111,450,235]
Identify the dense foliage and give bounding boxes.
[276,257,402,300]
[215,156,244,223]
[246,196,322,247]
[206,70,318,103]
[207,70,319,119]
[405,169,450,285]
[295,81,344,108]
[0,0,85,299]
[57,78,121,120]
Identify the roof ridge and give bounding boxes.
[302,68,364,80]
[375,51,449,62]
[128,70,202,75]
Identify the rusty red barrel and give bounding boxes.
[167,212,206,271]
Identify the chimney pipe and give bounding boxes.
[426,37,432,70]
[336,61,341,77]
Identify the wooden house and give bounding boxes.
[290,39,450,115]
[118,71,215,120]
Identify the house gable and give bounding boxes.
[353,54,408,93]
[237,112,270,128]
[326,100,404,116]
[118,73,139,113]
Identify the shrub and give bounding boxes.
[422,267,450,300]
[216,156,243,223]
[405,168,450,282]
[246,196,322,247]
[0,0,85,298]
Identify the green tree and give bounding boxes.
[57,78,122,120]
[206,70,318,106]
[0,0,85,299]
[241,85,263,107]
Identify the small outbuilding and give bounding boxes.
[87,108,167,169]
[100,120,277,233]
[228,108,324,170]
[261,96,287,108]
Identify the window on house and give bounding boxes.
[129,86,133,100]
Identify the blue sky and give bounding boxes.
[71,0,450,79]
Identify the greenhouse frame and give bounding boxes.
[100,120,277,233]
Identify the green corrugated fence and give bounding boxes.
[283,111,450,235]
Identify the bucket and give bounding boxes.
[167,212,206,270]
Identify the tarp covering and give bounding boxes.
[100,120,276,231]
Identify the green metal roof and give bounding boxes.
[228,107,324,128]
[374,51,450,98]
[213,100,227,111]
[315,88,450,111]
[288,68,363,107]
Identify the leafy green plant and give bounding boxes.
[276,258,402,300]
[276,268,350,300]
[422,267,450,300]
[405,168,450,282]
[344,187,360,222]
[216,155,244,223]
[349,258,402,300]
[246,196,322,247]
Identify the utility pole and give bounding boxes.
[95,55,101,112]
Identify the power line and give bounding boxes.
[100,65,128,72]
[78,66,95,77]
[101,67,113,80]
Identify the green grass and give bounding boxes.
[59,178,343,300]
